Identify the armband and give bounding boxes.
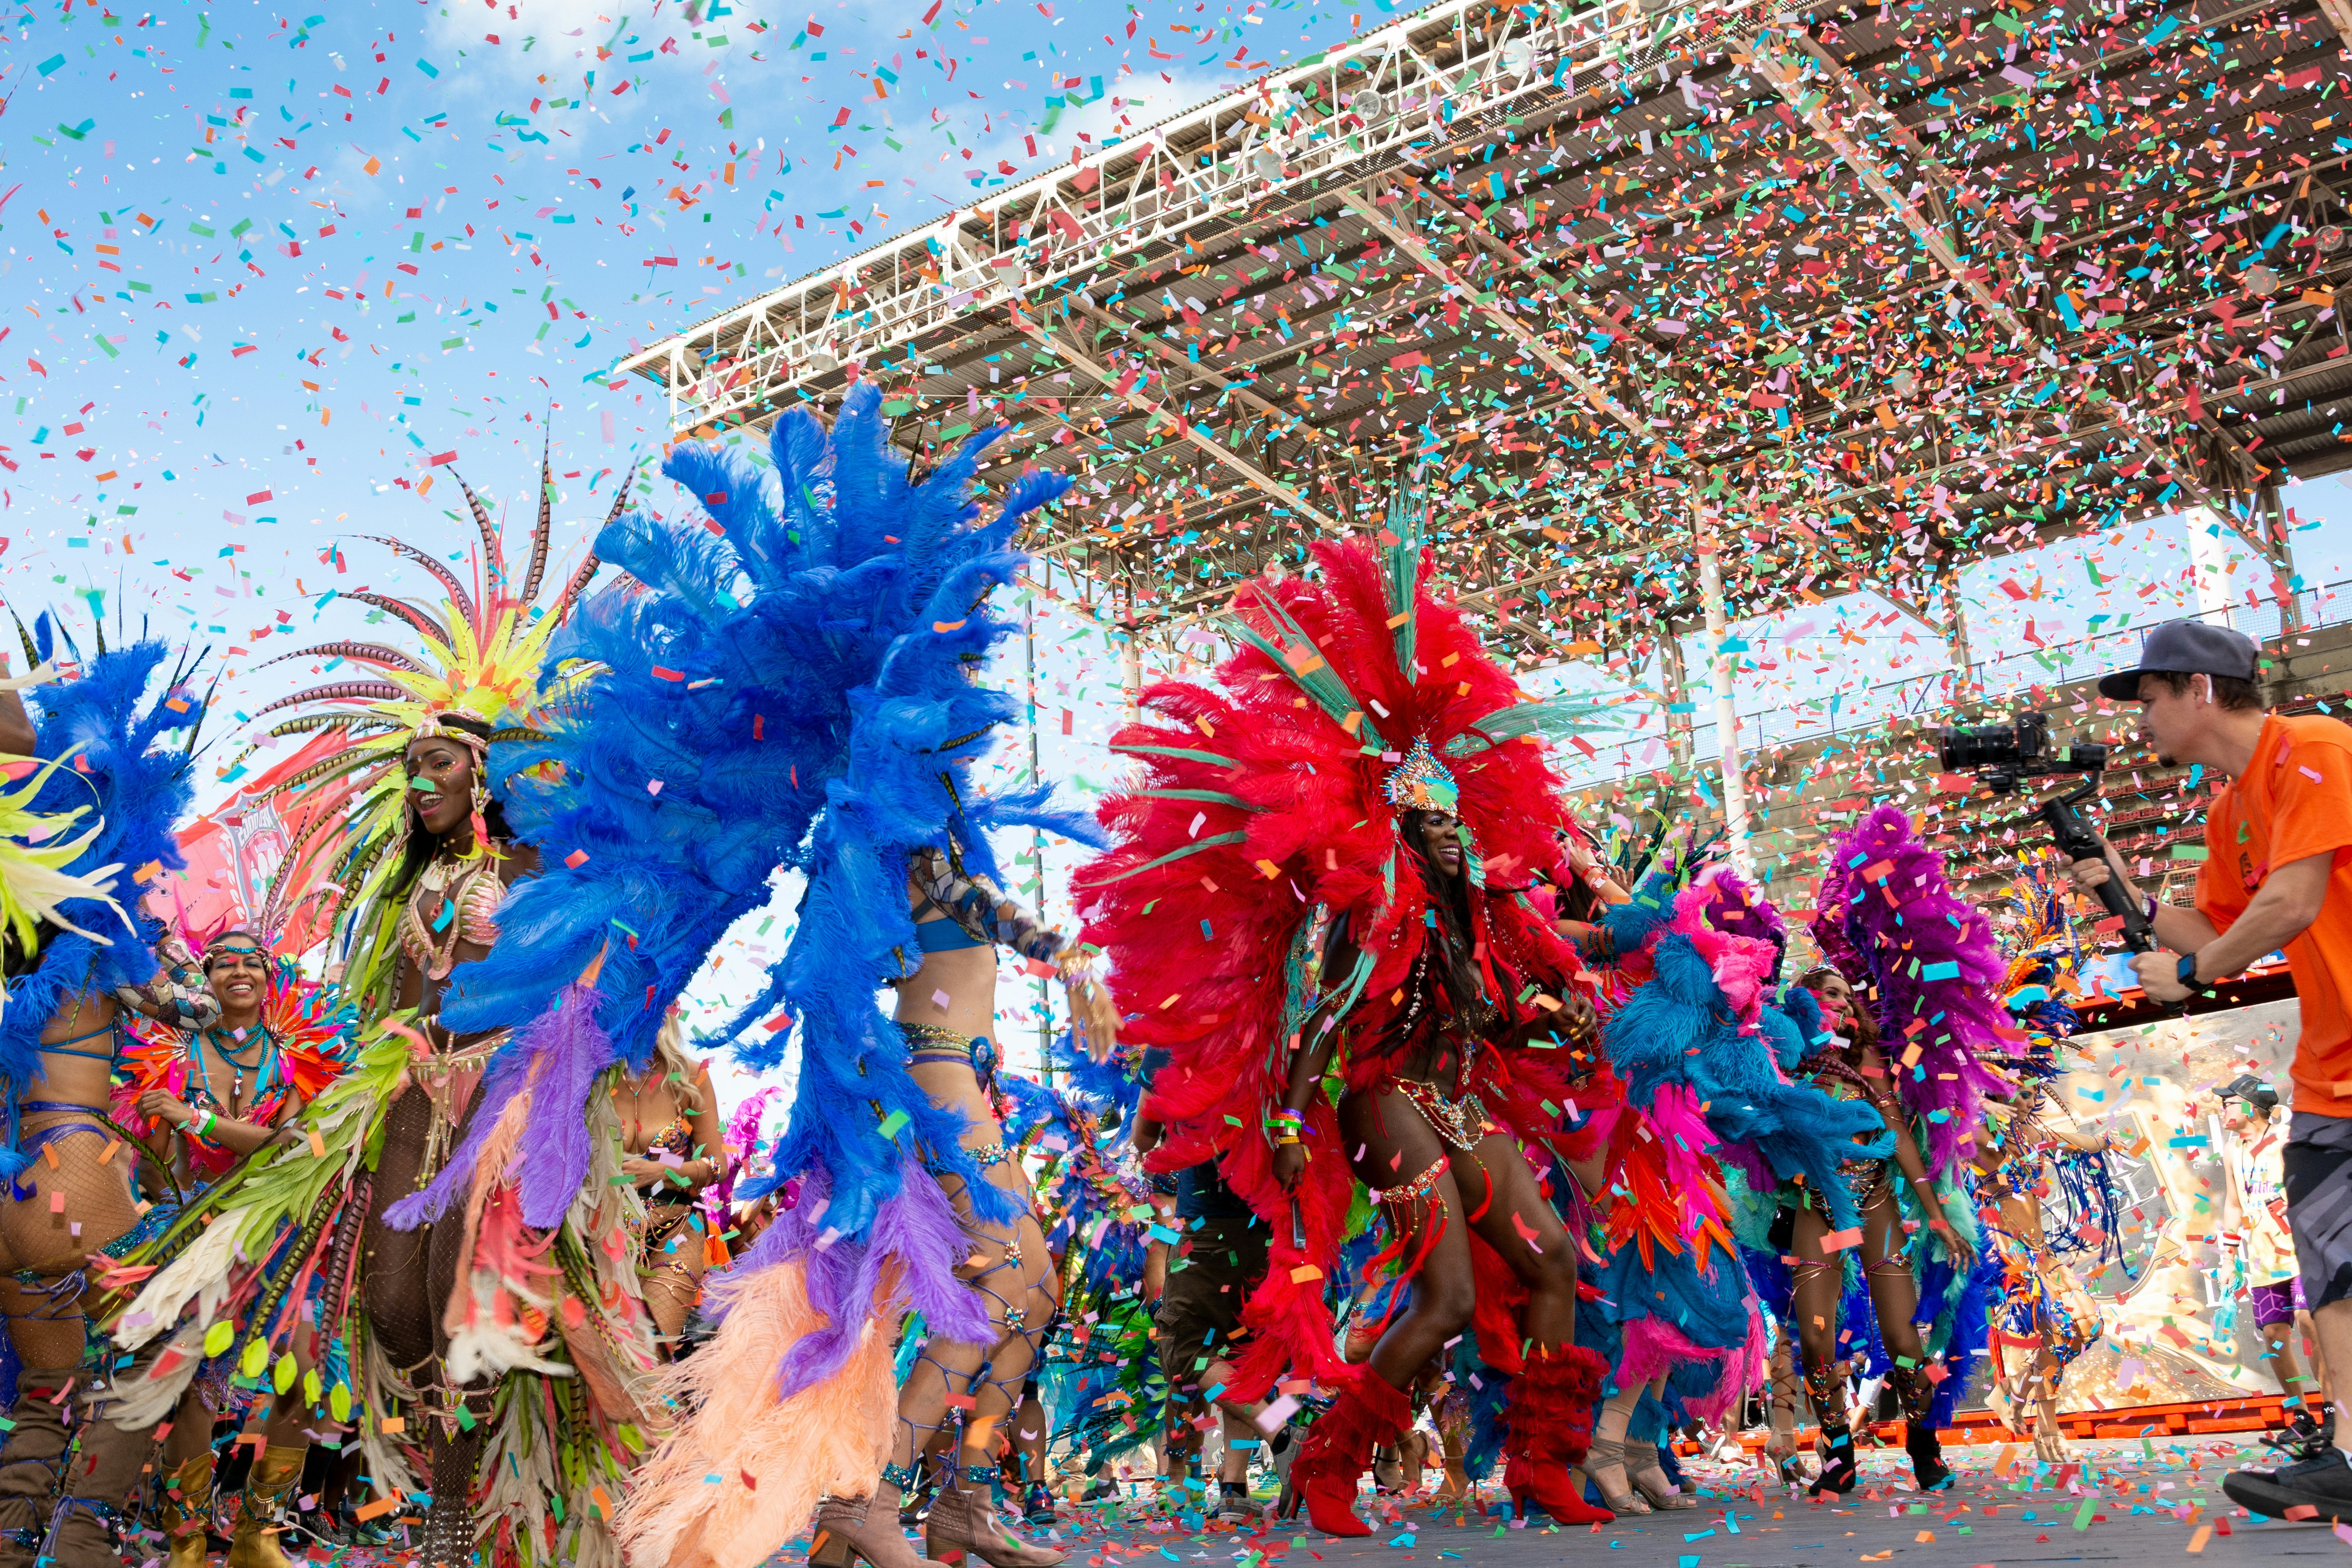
[911,847,1067,964]
[114,945,223,1032]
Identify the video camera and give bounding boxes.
[1934,711,2110,796]
[1937,711,2154,954]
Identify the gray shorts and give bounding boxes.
[2284,1112,2352,1310]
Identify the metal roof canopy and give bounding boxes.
[625,0,2352,671]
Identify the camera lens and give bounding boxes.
[1937,723,2018,771]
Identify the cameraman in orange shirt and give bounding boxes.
[2072,621,2352,1521]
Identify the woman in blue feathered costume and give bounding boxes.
[0,622,220,1568]
[1571,852,1892,1515]
[1975,888,2119,1463]
[420,385,1121,1568]
[997,1043,1150,1520]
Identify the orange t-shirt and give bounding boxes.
[2196,712,2352,1117]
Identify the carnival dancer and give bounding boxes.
[484,386,1116,1568]
[1069,499,1629,1539]
[102,462,615,1568]
[1971,892,2120,1464]
[1793,804,2004,1495]
[1132,1076,1271,1526]
[115,925,348,1567]
[612,1020,724,1360]
[1572,855,1892,1513]
[0,626,223,1568]
[1008,1045,1151,1523]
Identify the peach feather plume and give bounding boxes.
[617,1259,895,1568]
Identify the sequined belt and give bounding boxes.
[413,1032,505,1186]
[900,1020,999,1086]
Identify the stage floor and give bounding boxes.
[753,1436,2352,1568]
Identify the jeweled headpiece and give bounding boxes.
[1383,737,1459,814]
[229,444,614,942]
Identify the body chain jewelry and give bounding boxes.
[1398,1079,1486,1151]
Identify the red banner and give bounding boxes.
[147,728,363,958]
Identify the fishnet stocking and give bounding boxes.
[638,1204,709,1357]
[419,1089,495,1568]
[891,1160,1057,1489]
[0,1118,144,1301]
[360,1088,438,1380]
[1787,1181,1924,1386]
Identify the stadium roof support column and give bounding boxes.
[2185,507,2235,619]
[1121,591,1145,727]
[1657,625,1695,773]
[2260,482,2306,631]
[1336,191,1653,441]
[1695,510,1753,870]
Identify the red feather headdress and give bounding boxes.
[1073,510,1617,1399]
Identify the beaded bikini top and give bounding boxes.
[398,852,507,980]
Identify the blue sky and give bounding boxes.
[9,0,2352,1100]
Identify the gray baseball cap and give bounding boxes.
[2096,619,2260,700]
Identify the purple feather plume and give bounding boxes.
[384,983,617,1231]
[512,984,618,1228]
[1815,805,2008,1177]
[722,1161,995,1399]
[1696,865,1790,988]
[715,1086,783,1212]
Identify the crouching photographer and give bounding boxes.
[2065,620,2352,1520]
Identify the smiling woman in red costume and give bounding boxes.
[1074,501,1620,1536]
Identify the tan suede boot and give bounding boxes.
[225,1444,307,1568]
[155,1454,214,1568]
[0,1368,76,1568]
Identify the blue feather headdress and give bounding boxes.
[415,384,1085,1260]
[0,620,204,1175]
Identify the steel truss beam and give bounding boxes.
[1336,187,1651,441]
[1002,301,1343,531]
[622,0,1765,432]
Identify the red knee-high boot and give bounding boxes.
[1288,1374,1412,1538]
[1502,1346,1615,1525]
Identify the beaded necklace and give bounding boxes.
[191,1023,278,1115]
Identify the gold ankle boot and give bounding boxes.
[158,1454,214,1568]
[225,1443,308,1568]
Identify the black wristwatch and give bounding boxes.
[2176,951,2200,990]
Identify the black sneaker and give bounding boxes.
[1023,1483,1056,1524]
[1217,1482,1254,1522]
[2224,1444,2352,1521]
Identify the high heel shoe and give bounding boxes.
[1502,1457,1614,1525]
[925,1476,1067,1568]
[810,1481,948,1568]
[1809,1426,1858,1498]
[1287,1375,1411,1538]
[1628,1456,1698,1512]
[1904,1421,1952,1492]
[1578,1438,1649,1517]
[1763,1429,1808,1489]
